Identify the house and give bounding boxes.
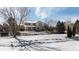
[19,20,47,35]
[0,24,8,36]
[20,20,45,31]
[36,21,45,31]
[24,21,37,31]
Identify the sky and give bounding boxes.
[28,7,79,22]
[1,7,79,24]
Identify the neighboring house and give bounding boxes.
[0,24,8,36]
[20,20,45,31]
[36,21,45,31]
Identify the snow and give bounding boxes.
[0,34,79,51]
[17,34,67,40]
[40,41,79,51]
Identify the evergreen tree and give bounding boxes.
[75,19,79,24]
[56,21,65,33]
[61,22,65,33]
[56,21,61,33]
[72,25,76,36]
[74,19,79,34]
[67,26,72,38]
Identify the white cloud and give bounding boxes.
[35,7,66,19]
[35,7,48,19]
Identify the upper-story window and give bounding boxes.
[25,23,36,26]
[25,23,30,25]
[32,23,36,26]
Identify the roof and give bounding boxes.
[24,25,36,27]
[24,21,37,23]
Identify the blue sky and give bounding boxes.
[0,7,79,24]
[57,7,79,16]
[28,7,79,22]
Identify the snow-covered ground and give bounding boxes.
[0,34,79,51]
[40,41,79,51]
[17,34,67,40]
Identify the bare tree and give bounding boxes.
[15,7,30,32]
[0,7,16,19]
[17,7,30,25]
[7,17,18,37]
[0,7,31,49]
[0,7,30,37]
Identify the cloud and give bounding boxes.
[35,7,48,19]
[35,7,66,19]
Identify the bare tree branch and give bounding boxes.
[0,7,30,37]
